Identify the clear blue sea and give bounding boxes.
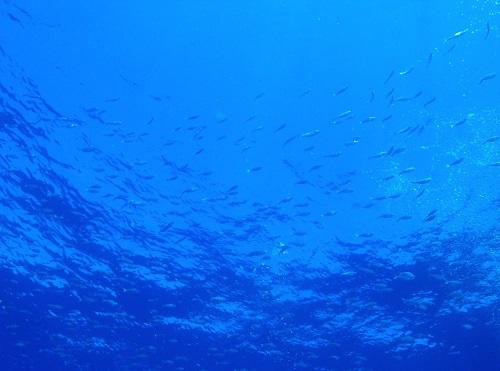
[1,1,499,370]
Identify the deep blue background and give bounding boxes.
[1,1,500,370]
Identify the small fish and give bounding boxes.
[244,115,257,123]
[388,193,402,199]
[335,86,349,96]
[426,52,433,67]
[358,232,373,238]
[414,177,432,185]
[253,92,265,100]
[398,126,413,135]
[413,91,423,99]
[399,67,414,76]
[479,73,496,85]
[451,118,467,128]
[483,136,500,144]
[309,164,323,172]
[485,22,490,40]
[336,110,353,119]
[423,209,437,222]
[426,209,438,217]
[295,179,310,185]
[7,13,23,25]
[385,88,395,99]
[398,215,412,221]
[283,136,298,146]
[407,125,421,135]
[371,151,389,159]
[446,28,469,42]
[301,130,320,138]
[13,5,32,19]
[234,136,245,145]
[339,188,354,194]
[344,138,360,146]
[274,123,287,133]
[149,94,163,102]
[384,70,395,85]
[395,92,421,103]
[488,162,500,167]
[188,115,200,120]
[382,115,393,122]
[447,158,464,167]
[424,97,436,107]
[369,91,375,103]
[415,189,425,199]
[120,74,140,87]
[322,210,337,217]
[247,166,263,173]
[399,167,416,175]
[361,116,377,124]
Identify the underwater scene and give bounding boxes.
[1,1,500,370]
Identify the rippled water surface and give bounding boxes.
[1,1,500,370]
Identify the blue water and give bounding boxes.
[1,1,499,370]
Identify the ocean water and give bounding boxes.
[1,1,499,370]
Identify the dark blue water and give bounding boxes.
[1,1,499,370]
